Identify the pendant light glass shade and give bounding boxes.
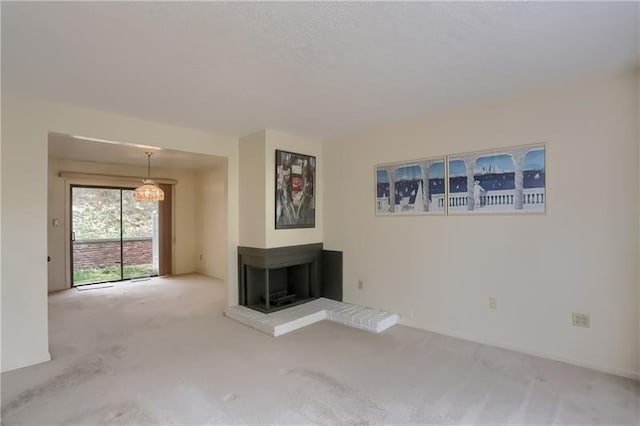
[134,152,164,201]
[133,180,164,201]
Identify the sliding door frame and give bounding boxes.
[63,177,174,289]
[69,184,159,287]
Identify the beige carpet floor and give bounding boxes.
[1,274,638,425]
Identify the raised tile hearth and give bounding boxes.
[225,297,398,337]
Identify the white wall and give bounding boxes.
[637,70,640,374]
[324,72,640,379]
[47,157,202,292]
[239,131,267,248]
[195,163,228,281]
[238,129,323,249]
[1,95,239,372]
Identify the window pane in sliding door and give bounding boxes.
[72,187,122,285]
[121,190,159,279]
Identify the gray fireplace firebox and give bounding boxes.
[238,243,342,314]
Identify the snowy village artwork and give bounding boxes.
[448,144,546,214]
[375,157,446,216]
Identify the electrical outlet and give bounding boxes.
[572,312,590,328]
[358,280,363,290]
[489,297,497,310]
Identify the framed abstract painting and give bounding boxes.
[275,149,316,229]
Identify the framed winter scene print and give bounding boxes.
[275,149,316,229]
[375,156,446,216]
[447,143,546,215]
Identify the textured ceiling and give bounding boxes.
[3,2,639,139]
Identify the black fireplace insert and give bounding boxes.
[238,243,342,313]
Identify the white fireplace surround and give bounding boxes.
[225,297,398,337]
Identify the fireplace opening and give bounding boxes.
[246,263,312,313]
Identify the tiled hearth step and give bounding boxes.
[224,297,399,337]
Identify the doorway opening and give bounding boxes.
[71,185,160,286]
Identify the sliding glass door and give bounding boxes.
[71,186,159,286]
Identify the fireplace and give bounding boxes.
[238,243,340,314]
[245,263,313,311]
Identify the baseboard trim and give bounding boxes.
[398,317,639,381]
[1,351,51,373]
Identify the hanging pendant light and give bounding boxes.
[133,152,165,201]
